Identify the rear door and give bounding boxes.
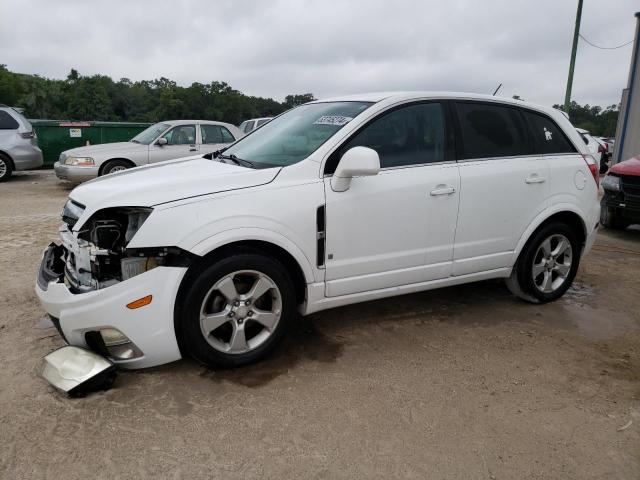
[323,101,460,297]
[200,124,237,154]
[452,101,550,275]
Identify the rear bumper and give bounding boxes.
[11,146,43,170]
[36,245,186,369]
[54,161,99,182]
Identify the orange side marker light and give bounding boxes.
[127,295,153,309]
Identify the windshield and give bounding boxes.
[131,122,170,145]
[223,102,372,167]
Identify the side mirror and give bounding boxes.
[156,137,168,146]
[331,146,380,192]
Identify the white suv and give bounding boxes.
[36,92,600,369]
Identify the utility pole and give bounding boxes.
[564,0,584,114]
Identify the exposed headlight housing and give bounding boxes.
[602,174,621,192]
[65,156,95,167]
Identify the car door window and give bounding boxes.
[162,125,196,145]
[0,111,19,129]
[201,125,236,144]
[454,102,531,160]
[256,119,270,127]
[335,102,446,169]
[522,111,577,155]
[243,121,255,133]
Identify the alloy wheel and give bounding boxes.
[532,234,573,293]
[199,270,282,354]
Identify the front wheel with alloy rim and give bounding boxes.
[0,154,12,181]
[101,159,132,176]
[179,252,296,368]
[506,222,580,303]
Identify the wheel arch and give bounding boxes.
[512,207,588,265]
[98,157,136,175]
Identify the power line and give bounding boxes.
[579,33,634,50]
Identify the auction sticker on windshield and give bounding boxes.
[313,115,353,126]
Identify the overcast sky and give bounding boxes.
[1,0,638,107]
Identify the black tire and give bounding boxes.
[178,251,296,368]
[0,154,13,182]
[101,159,132,176]
[600,205,628,230]
[507,222,580,304]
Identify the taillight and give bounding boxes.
[597,144,605,153]
[582,153,599,187]
[19,130,35,139]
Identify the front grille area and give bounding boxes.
[621,175,640,211]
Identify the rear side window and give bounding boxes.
[201,124,236,144]
[0,110,19,130]
[257,119,270,127]
[522,111,577,155]
[454,102,531,160]
[333,102,446,170]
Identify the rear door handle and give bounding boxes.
[430,186,456,196]
[525,174,546,184]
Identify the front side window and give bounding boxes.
[223,102,372,168]
[162,125,196,145]
[243,121,255,133]
[332,102,446,170]
[523,111,577,155]
[0,110,19,130]
[131,122,170,145]
[256,118,270,127]
[455,102,531,160]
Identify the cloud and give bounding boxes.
[0,0,637,107]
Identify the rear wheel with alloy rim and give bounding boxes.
[180,252,295,368]
[0,154,12,181]
[506,222,580,303]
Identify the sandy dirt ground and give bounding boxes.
[0,170,639,479]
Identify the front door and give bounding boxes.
[149,124,199,163]
[323,101,460,297]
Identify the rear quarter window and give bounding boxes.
[0,110,19,130]
[522,110,577,155]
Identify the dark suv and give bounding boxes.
[601,155,640,229]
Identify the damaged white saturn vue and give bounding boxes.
[36,92,600,370]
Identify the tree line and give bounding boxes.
[0,65,314,126]
[0,65,620,135]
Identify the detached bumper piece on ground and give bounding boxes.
[42,346,116,397]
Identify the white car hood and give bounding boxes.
[65,142,147,156]
[69,157,281,218]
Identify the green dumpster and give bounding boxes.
[30,120,152,166]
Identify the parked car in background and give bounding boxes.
[238,117,273,135]
[54,120,241,183]
[576,128,608,174]
[0,105,43,181]
[37,92,599,371]
[601,155,640,229]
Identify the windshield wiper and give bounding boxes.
[218,154,256,169]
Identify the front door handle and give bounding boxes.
[525,174,546,184]
[430,186,456,196]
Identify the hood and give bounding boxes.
[64,141,146,157]
[610,155,640,177]
[69,157,281,216]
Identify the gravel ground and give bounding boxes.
[1,170,639,479]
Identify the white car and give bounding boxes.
[36,92,600,370]
[238,117,273,135]
[54,120,241,183]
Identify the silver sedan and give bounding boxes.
[54,120,241,183]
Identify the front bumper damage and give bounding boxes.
[36,210,192,370]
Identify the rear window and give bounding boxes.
[0,110,19,130]
[522,111,577,155]
[454,102,531,160]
